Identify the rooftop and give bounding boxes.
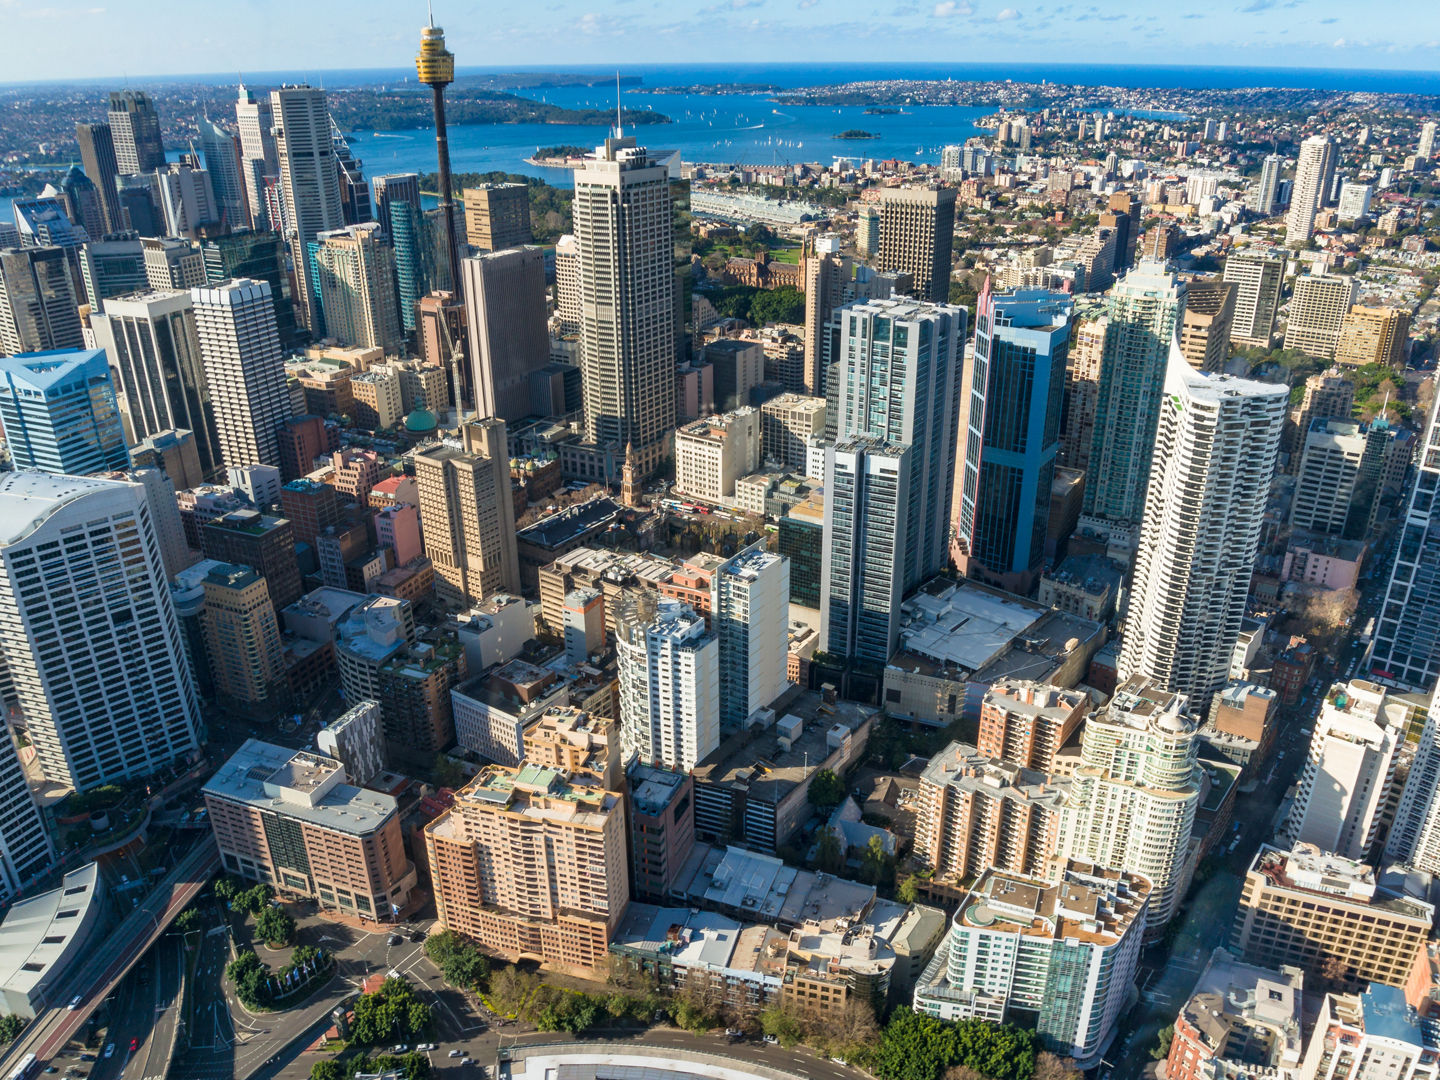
[1176,947,1304,1062]
[516,497,623,549]
[203,739,398,837]
[0,863,101,999]
[959,861,1150,946]
[0,470,136,547]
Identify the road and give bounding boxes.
[79,935,183,1080]
[0,837,218,1077]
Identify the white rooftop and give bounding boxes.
[0,471,135,547]
[0,863,101,999]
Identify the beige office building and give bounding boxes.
[425,763,629,976]
[415,419,520,607]
[314,223,403,356]
[1335,306,1411,367]
[1285,275,1359,360]
[877,186,956,304]
[462,182,532,252]
[675,408,761,504]
[1179,279,1236,372]
[761,394,827,474]
[200,563,285,704]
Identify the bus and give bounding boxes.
[8,1053,38,1080]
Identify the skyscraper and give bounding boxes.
[1291,417,1394,541]
[462,246,549,422]
[271,85,344,334]
[573,134,675,478]
[235,85,279,231]
[616,594,720,771]
[1285,679,1405,861]
[1286,135,1336,246]
[821,435,911,664]
[1284,274,1359,360]
[1421,121,1438,162]
[0,348,129,474]
[371,172,421,242]
[74,121,122,234]
[0,472,202,791]
[1249,154,1282,215]
[1118,357,1286,706]
[1223,251,1284,349]
[1082,259,1186,535]
[200,563,285,704]
[956,286,1072,593]
[1387,682,1440,873]
[1177,279,1236,373]
[191,278,288,470]
[414,419,520,607]
[1371,395,1440,691]
[0,726,54,903]
[91,289,223,478]
[197,117,249,229]
[462,183,533,252]
[877,186,957,303]
[200,230,300,348]
[0,246,84,356]
[58,165,105,243]
[314,223,403,355]
[831,297,966,593]
[107,90,166,175]
[1056,675,1201,934]
[714,546,790,726]
[157,163,220,239]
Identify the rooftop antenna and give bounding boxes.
[428,0,435,26]
[615,70,623,138]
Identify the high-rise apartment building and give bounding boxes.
[553,233,581,336]
[1337,182,1374,223]
[271,86,344,334]
[1335,306,1411,368]
[956,286,1071,593]
[107,90,165,175]
[1302,988,1440,1080]
[205,739,417,921]
[1287,135,1337,245]
[1285,275,1359,360]
[74,122,122,235]
[1291,417,1394,540]
[425,763,629,976]
[714,546,790,726]
[976,679,1088,770]
[1285,680,1406,860]
[573,135,675,477]
[1421,121,1438,162]
[91,289,223,478]
[200,563,285,704]
[803,235,849,397]
[235,85,279,231]
[1058,311,1105,472]
[877,186,957,303]
[616,595,720,772]
[414,419,520,606]
[197,117,248,229]
[1083,259,1187,532]
[913,740,1068,884]
[1119,361,1285,706]
[1232,844,1433,992]
[1372,395,1440,690]
[0,472,202,791]
[913,863,1149,1067]
[1250,154,1283,215]
[1387,682,1440,874]
[461,182,532,252]
[821,436,910,665]
[0,728,54,903]
[1178,279,1236,373]
[1057,675,1201,933]
[0,246,84,357]
[191,278,288,470]
[0,348,129,474]
[1223,251,1284,349]
[832,297,966,593]
[462,246,549,422]
[1290,368,1356,469]
[314,223,403,355]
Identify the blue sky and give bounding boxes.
[3,0,1439,83]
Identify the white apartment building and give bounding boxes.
[616,596,719,772]
[913,862,1149,1068]
[191,278,288,470]
[674,408,761,505]
[0,472,203,792]
[1386,681,1440,873]
[1287,680,1406,860]
[715,547,791,726]
[1057,675,1201,934]
[1300,987,1440,1080]
[1286,135,1335,246]
[552,233,581,336]
[1223,251,1284,348]
[1120,355,1285,707]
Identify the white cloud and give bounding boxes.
[1332,35,1346,45]
[931,0,974,15]
[996,6,1021,18]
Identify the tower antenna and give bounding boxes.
[428,0,435,26]
[615,71,622,137]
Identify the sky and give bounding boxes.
[2,0,1439,84]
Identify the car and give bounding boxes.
[417,1044,437,1052]
[44,1069,58,1075]
[725,1028,742,1039]
[103,1045,114,1060]
[763,1035,779,1045]
[410,931,427,943]
[129,1038,138,1052]
[449,1050,463,1059]
[390,1045,408,1055]
[69,994,82,1010]
[460,1060,473,1067]
[79,1055,96,1063]
[388,933,403,946]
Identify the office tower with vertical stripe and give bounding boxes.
[191,278,288,470]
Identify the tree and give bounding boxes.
[309,1062,344,1080]
[897,874,921,904]
[226,950,273,1011]
[173,908,200,935]
[1151,1023,1176,1061]
[813,828,846,874]
[425,930,491,991]
[0,1014,23,1043]
[351,977,431,1045]
[256,905,295,947]
[760,1006,804,1048]
[1033,1051,1081,1080]
[859,834,893,886]
[432,753,467,790]
[488,966,540,1017]
[807,768,845,809]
